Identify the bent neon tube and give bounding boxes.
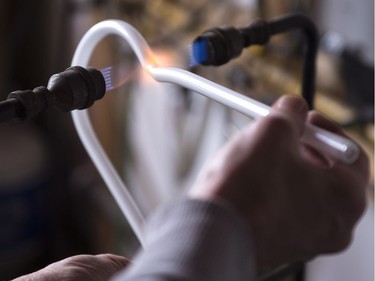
[148,66,359,164]
[71,20,360,244]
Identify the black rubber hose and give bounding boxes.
[192,13,319,109]
[267,14,319,109]
[0,66,106,123]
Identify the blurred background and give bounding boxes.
[0,0,373,280]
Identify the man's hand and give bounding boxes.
[190,95,369,271]
[13,254,129,281]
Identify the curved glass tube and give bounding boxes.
[71,20,148,245]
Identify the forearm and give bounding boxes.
[112,199,255,281]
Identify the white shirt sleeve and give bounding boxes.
[112,199,256,281]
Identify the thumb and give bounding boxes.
[272,95,308,137]
[96,254,131,271]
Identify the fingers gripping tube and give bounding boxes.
[71,20,360,245]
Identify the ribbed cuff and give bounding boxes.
[116,199,255,281]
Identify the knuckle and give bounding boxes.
[349,195,367,221]
[358,151,371,181]
[328,231,353,252]
[338,182,367,223]
[322,215,355,253]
